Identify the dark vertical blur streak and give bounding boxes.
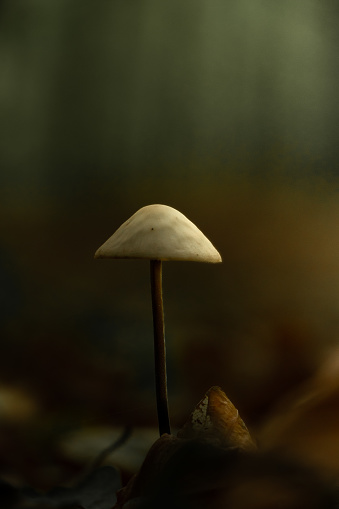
[125,1,204,168]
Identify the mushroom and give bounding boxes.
[95,204,222,436]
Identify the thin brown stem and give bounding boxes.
[150,259,171,436]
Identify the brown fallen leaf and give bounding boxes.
[115,433,336,509]
[178,386,257,451]
[114,386,256,508]
[114,433,180,508]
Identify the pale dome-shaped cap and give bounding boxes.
[94,204,222,263]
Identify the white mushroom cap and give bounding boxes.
[94,204,222,263]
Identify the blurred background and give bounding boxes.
[1,0,339,489]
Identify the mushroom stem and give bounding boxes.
[150,259,171,436]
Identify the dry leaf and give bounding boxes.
[178,386,256,451]
[114,433,180,508]
[114,387,256,508]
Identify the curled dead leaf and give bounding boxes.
[114,387,256,508]
[178,386,256,451]
[115,434,180,508]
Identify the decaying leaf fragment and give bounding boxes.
[114,387,256,508]
[178,386,256,451]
